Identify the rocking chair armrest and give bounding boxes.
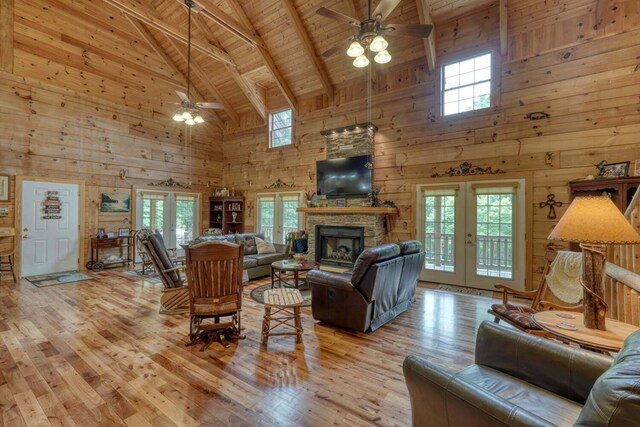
[161,265,185,274]
[494,284,539,304]
[538,301,584,312]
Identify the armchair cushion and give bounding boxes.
[307,269,354,291]
[351,243,400,284]
[490,304,540,330]
[149,231,181,288]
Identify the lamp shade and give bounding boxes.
[548,196,640,244]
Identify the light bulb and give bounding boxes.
[374,49,391,64]
[346,40,365,57]
[194,115,204,123]
[182,111,193,120]
[185,118,196,125]
[353,54,369,68]
[370,35,388,52]
[172,111,184,121]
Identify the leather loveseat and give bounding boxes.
[403,321,640,426]
[307,240,425,332]
[189,233,287,279]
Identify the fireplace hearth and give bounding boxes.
[316,226,364,267]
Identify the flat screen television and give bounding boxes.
[316,155,372,198]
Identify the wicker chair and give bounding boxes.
[184,240,245,349]
[137,229,189,314]
[489,249,583,336]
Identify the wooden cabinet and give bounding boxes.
[569,176,640,213]
[209,196,244,234]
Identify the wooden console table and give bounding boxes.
[87,236,135,271]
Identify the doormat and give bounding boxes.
[26,271,93,287]
[121,270,162,283]
[250,284,312,307]
[434,284,493,298]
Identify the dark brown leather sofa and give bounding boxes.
[404,321,640,426]
[307,240,424,332]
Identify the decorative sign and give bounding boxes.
[0,207,8,217]
[42,191,62,220]
[430,161,506,178]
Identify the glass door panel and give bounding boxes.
[256,192,301,244]
[281,195,301,244]
[175,194,198,248]
[257,195,275,242]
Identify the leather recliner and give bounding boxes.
[403,321,640,426]
[307,240,425,332]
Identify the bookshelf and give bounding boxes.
[209,196,244,234]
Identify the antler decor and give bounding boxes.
[148,178,191,189]
[430,161,506,178]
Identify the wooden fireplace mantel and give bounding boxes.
[297,207,397,214]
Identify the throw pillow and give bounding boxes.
[235,234,257,255]
[255,237,276,255]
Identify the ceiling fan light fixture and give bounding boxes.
[347,40,365,57]
[370,35,388,52]
[353,54,369,68]
[185,118,196,126]
[374,49,392,64]
[182,110,193,120]
[172,111,185,121]
[194,115,205,124]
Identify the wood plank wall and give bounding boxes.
[221,1,640,289]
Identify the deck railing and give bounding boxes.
[424,232,513,271]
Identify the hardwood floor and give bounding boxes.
[0,271,502,426]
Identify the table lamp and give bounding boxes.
[548,196,640,330]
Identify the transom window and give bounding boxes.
[442,53,492,116]
[269,108,293,148]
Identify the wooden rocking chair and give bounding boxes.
[489,249,583,336]
[184,240,245,350]
[137,229,189,314]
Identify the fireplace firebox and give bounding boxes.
[315,226,365,267]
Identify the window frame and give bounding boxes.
[438,48,499,119]
[268,108,294,149]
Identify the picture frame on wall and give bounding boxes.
[596,161,630,178]
[118,228,130,237]
[0,176,8,201]
[100,192,131,212]
[634,160,640,177]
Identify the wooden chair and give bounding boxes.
[137,229,189,314]
[489,249,583,336]
[184,240,245,350]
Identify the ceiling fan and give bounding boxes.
[317,0,433,67]
[171,0,223,125]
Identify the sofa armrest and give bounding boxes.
[403,355,554,427]
[273,243,286,254]
[307,269,354,292]
[475,321,612,403]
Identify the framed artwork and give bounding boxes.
[101,192,131,212]
[118,228,130,237]
[0,176,8,201]
[597,161,630,178]
[634,160,640,177]
[98,228,107,238]
[107,232,115,238]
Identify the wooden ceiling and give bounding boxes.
[11,0,493,128]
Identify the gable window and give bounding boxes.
[269,108,293,148]
[442,52,492,116]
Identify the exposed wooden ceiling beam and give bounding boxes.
[416,0,436,72]
[343,0,358,20]
[102,0,233,66]
[164,34,239,125]
[191,14,266,119]
[281,0,334,103]
[224,0,298,111]
[193,1,262,48]
[500,0,508,56]
[0,0,14,73]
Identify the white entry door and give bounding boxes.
[21,180,80,276]
[417,179,526,290]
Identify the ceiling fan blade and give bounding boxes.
[196,102,224,109]
[383,23,433,38]
[316,7,360,27]
[321,45,343,58]
[372,0,402,21]
[175,90,189,102]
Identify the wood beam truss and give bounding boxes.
[416,0,436,72]
[0,0,14,73]
[500,0,508,56]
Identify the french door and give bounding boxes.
[135,189,200,250]
[256,192,302,244]
[417,179,526,290]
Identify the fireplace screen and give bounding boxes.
[316,226,364,267]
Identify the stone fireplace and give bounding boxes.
[316,226,364,267]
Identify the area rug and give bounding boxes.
[26,271,93,287]
[434,284,493,298]
[250,284,312,307]
[121,270,162,283]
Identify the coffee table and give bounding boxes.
[261,288,304,345]
[271,259,317,289]
[533,311,639,353]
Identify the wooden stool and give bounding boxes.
[0,250,17,283]
[261,288,304,345]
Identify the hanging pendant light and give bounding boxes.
[374,50,391,64]
[369,35,388,52]
[353,54,369,68]
[347,40,365,57]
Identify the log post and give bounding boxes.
[581,243,607,330]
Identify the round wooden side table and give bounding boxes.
[271,259,317,289]
[533,311,639,353]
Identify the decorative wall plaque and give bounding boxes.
[148,178,191,189]
[264,179,294,189]
[539,194,563,219]
[42,191,62,220]
[430,161,506,178]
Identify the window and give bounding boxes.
[442,52,492,116]
[269,108,293,148]
[256,192,302,244]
